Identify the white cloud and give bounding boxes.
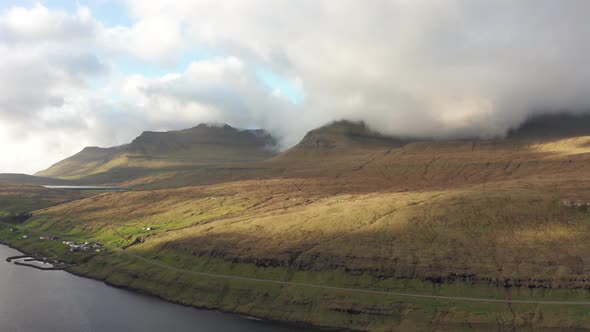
[123,0,590,140]
[0,4,96,43]
[3,1,590,174]
[102,16,184,65]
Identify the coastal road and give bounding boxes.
[118,249,590,306]
[3,221,589,306]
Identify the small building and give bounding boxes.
[561,199,590,208]
[562,199,574,207]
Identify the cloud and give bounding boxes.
[114,56,301,143]
[0,4,96,43]
[3,1,590,174]
[124,0,590,140]
[102,15,184,65]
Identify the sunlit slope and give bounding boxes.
[142,117,590,190]
[19,121,590,330]
[36,124,278,181]
[34,114,590,189]
[30,132,590,283]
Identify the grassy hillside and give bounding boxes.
[9,126,590,330]
[0,173,72,186]
[0,185,95,220]
[36,124,278,182]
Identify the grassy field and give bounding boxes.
[0,185,95,220]
[6,133,590,330]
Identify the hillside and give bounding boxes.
[36,124,278,182]
[0,173,71,186]
[285,120,411,153]
[34,115,590,190]
[507,112,590,139]
[0,184,96,220]
[7,116,590,330]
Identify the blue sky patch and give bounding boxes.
[256,68,304,104]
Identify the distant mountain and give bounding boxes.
[288,114,590,156]
[36,124,279,180]
[285,120,411,155]
[507,112,590,139]
[34,114,590,186]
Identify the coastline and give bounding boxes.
[63,266,337,332]
[4,228,590,331]
[0,241,332,332]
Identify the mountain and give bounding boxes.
[11,116,590,330]
[289,113,590,154]
[36,124,278,181]
[286,120,410,153]
[507,112,590,139]
[23,117,590,331]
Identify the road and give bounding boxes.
[4,220,590,306]
[119,249,590,305]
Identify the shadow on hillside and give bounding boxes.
[138,191,590,289]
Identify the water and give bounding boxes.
[42,186,127,191]
[0,244,315,332]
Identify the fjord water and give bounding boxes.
[0,245,313,332]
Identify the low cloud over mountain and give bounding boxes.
[2,1,590,173]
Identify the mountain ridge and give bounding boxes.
[36,124,278,180]
[33,113,590,185]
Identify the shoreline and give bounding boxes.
[64,266,338,332]
[4,229,590,330]
[0,241,333,332]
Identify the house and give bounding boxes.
[63,240,103,252]
[561,199,590,208]
[562,199,574,207]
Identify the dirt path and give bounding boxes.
[4,220,590,306]
[119,249,590,305]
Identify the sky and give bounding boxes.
[1,1,590,174]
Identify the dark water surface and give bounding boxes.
[0,244,315,332]
[42,185,127,191]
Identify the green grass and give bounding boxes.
[8,136,590,330]
[0,185,95,222]
[7,182,590,330]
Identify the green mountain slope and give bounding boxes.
[36,124,278,181]
[8,115,590,330]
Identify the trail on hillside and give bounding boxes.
[119,248,590,306]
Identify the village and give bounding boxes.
[9,228,104,253]
[561,199,590,208]
[62,240,104,252]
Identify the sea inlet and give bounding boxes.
[0,244,315,332]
